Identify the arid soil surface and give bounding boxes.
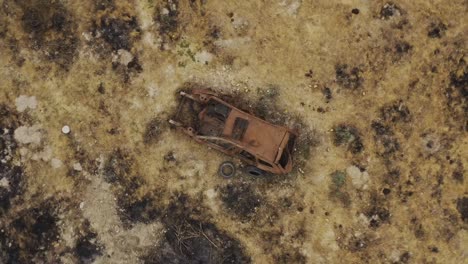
[0,0,467,263]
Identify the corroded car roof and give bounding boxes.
[217,99,289,163]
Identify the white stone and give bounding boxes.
[0,177,9,189]
[389,250,401,262]
[195,50,214,64]
[73,163,83,171]
[14,125,42,145]
[51,158,63,169]
[357,213,370,226]
[62,125,71,134]
[346,165,370,189]
[15,95,37,112]
[205,189,217,199]
[117,49,134,66]
[160,8,169,15]
[82,32,92,41]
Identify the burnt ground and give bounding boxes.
[0,0,467,263]
[141,194,251,264]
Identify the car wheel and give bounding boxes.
[218,161,236,178]
[244,166,264,177]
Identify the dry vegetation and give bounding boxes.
[0,0,467,263]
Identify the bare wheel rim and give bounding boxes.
[218,161,236,178]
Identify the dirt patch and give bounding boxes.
[0,165,23,214]
[410,217,425,239]
[142,193,251,263]
[252,85,286,124]
[111,54,144,83]
[329,171,351,208]
[385,168,401,187]
[155,0,181,46]
[428,21,447,39]
[394,41,412,56]
[347,235,371,253]
[335,226,377,255]
[118,195,161,225]
[103,149,133,184]
[143,118,165,144]
[74,220,104,263]
[292,124,318,169]
[335,64,363,90]
[398,251,411,263]
[333,124,364,154]
[89,5,143,81]
[452,160,464,183]
[94,16,141,51]
[380,100,411,124]
[220,182,261,222]
[456,197,468,223]
[371,100,412,159]
[259,224,307,264]
[18,0,79,69]
[322,87,332,103]
[380,3,402,20]
[364,193,390,228]
[275,251,306,264]
[0,105,24,215]
[446,57,467,131]
[374,132,401,158]
[0,200,60,263]
[371,121,393,136]
[103,149,159,226]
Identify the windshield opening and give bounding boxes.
[287,134,296,153]
[279,149,289,168]
[206,100,231,123]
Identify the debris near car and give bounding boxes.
[169,89,298,176]
[218,161,236,178]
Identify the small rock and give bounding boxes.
[205,189,217,199]
[115,49,134,66]
[15,95,37,112]
[195,50,214,64]
[14,125,42,145]
[62,125,71,134]
[346,165,369,189]
[73,162,83,171]
[0,177,9,189]
[51,158,63,169]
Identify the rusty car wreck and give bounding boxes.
[169,89,298,177]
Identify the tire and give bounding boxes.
[244,166,265,177]
[218,161,236,178]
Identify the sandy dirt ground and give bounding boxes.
[0,0,467,263]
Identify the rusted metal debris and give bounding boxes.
[169,89,298,175]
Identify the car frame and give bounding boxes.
[169,89,298,175]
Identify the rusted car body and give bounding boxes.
[169,89,297,175]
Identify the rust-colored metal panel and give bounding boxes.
[169,90,298,175]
